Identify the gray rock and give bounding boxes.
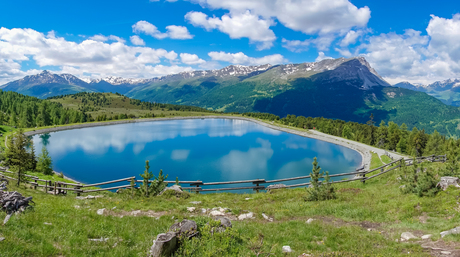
[441,251,452,255]
[441,226,460,237]
[401,232,418,241]
[210,210,225,216]
[421,234,432,239]
[97,208,106,215]
[186,207,196,212]
[0,237,4,242]
[262,213,273,222]
[44,222,52,225]
[282,245,293,253]
[89,237,109,242]
[266,184,287,190]
[306,218,315,224]
[159,185,183,195]
[238,212,254,220]
[190,201,201,205]
[169,219,198,238]
[214,216,232,228]
[201,208,207,214]
[437,177,460,191]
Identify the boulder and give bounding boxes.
[266,184,287,191]
[437,177,460,191]
[97,208,105,215]
[150,232,177,257]
[209,210,225,216]
[441,226,460,237]
[159,185,183,195]
[401,232,418,241]
[282,245,293,253]
[214,216,232,228]
[169,219,198,238]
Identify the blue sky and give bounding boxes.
[1,0,460,85]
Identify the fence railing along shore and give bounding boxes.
[0,154,447,195]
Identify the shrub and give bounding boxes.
[139,160,168,197]
[399,158,440,197]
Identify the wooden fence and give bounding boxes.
[0,154,447,195]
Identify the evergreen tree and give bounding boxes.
[306,157,336,201]
[37,145,53,175]
[376,121,388,148]
[4,129,35,186]
[443,139,460,176]
[341,125,353,140]
[424,130,444,155]
[140,160,153,197]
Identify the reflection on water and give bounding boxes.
[32,119,362,187]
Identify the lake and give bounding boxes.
[31,118,362,190]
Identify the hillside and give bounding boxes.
[394,79,460,107]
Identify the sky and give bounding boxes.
[1,0,460,85]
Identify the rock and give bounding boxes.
[306,218,315,224]
[282,245,293,253]
[401,232,418,241]
[150,232,177,257]
[210,210,225,216]
[169,220,198,238]
[267,184,287,191]
[437,177,460,190]
[441,226,460,237]
[190,201,201,205]
[262,213,273,222]
[44,222,52,225]
[131,210,142,216]
[214,216,232,228]
[238,212,254,220]
[74,205,81,209]
[76,195,103,200]
[441,251,452,255]
[89,237,109,242]
[201,208,207,214]
[159,185,183,195]
[219,207,226,213]
[0,237,4,242]
[298,254,312,257]
[421,234,432,239]
[187,207,196,212]
[97,208,106,215]
[112,207,116,210]
[245,198,252,200]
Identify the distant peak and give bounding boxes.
[41,70,51,74]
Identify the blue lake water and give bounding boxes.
[31,119,362,190]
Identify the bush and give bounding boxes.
[399,158,440,197]
[305,157,336,201]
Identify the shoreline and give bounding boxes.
[24,116,404,173]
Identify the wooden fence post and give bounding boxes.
[54,182,56,195]
[34,179,37,190]
[361,172,366,184]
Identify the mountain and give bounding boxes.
[393,79,460,106]
[0,71,152,98]
[125,57,460,137]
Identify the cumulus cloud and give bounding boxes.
[185,11,276,50]
[132,21,193,40]
[282,35,335,52]
[129,35,145,46]
[315,52,333,62]
[359,14,460,84]
[180,53,206,65]
[0,27,194,84]
[208,51,286,66]
[340,30,363,47]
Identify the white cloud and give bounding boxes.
[185,11,275,50]
[180,53,206,65]
[315,52,333,62]
[0,27,195,83]
[358,14,460,84]
[188,0,370,35]
[340,30,363,47]
[130,35,145,46]
[132,21,193,40]
[89,34,126,43]
[282,35,335,52]
[208,51,286,65]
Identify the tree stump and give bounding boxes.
[150,232,177,257]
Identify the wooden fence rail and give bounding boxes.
[0,154,447,195]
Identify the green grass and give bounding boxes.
[0,159,457,256]
[381,155,393,164]
[370,152,384,170]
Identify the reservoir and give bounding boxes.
[31,119,362,189]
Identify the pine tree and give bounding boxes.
[306,157,336,201]
[4,129,34,186]
[140,160,153,197]
[37,145,53,175]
